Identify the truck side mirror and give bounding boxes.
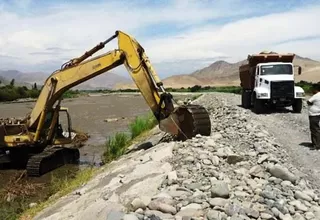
[298,66,302,75]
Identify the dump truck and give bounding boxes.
[239,51,304,114]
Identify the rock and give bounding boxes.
[106,210,125,220]
[208,198,229,207]
[282,214,293,220]
[148,200,177,215]
[245,208,260,219]
[249,165,265,178]
[225,203,245,216]
[175,208,204,218]
[293,213,305,220]
[104,118,119,122]
[304,212,315,219]
[258,154,269,164]
[206,210,223,220]
[29,203,37,208]
[260,212,273,219]
[211,156,220,166]
[294,191,313,202]
[227,154,244,164]
[131,198,146,211]
[267,164,297,183]
[144,210,173,219]
[123,214,139,220]
[181,203,202,210]
[168,171,178,185]
[210,181,230,198]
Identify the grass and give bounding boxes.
[129,112,158,139]
[102,112,158,164]
[19,167,97,220]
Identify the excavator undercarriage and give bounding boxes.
[0,30,212,177]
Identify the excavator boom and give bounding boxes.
[0,30,211,176]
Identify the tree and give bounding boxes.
[10,79,15,86]
[33,82,37,90]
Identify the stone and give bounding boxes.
[131,198,146,211]
[106,211,125,220]
[148,200,177,215]
[267,164,297,183]
[210,181,230,198]
[168,171,178,185]
[227,154,244,164]
[206,210,223,220]
[123,214,139,220]
[295,191,313,202]
[208,198,229,207]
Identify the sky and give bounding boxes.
[0,0,320,78]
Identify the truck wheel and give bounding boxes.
[241,90,251,109]
[292,99,302,113]
[253,98,265,114]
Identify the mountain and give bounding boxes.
[160,54,320,88]
[0,70,131,90]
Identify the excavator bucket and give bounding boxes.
[159,104,212,141]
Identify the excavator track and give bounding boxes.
[175,104,212,141]
[26,147,80,177]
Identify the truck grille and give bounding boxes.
[270,81,294,99]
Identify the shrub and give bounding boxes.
[102,132,130,163]
[129,112,157,139]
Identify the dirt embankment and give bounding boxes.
[30,93,320,220]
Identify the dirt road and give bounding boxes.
[211,92,320,190]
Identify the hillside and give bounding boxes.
[0,70,131,90]
[164,55,320,88]
[116,54,320,89]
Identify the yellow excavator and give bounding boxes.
[0,30,211,176]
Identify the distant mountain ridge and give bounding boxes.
[115,54,320,89]
[0,69,132,90]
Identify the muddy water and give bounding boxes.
[0,93,191,212]
[0,94,152,164]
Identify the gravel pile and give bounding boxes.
[113,95,320,220]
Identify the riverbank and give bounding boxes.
[0,93,199,219]
[26,92,320,220]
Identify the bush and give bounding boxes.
[102,112,157,164]
[102,132,130,163]
[129,113,157,139]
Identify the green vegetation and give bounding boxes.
[14,167,97,220]
[102,112,158,164]
[0,81,40,102]
[0,78,83,102]
[296,81,320,94]
[129,112,158,139]
[102,132,130,163]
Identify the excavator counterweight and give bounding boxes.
[0,30,211,176]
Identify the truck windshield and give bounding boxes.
[260,64,292,75]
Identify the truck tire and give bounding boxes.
[241,90,251,109]
[253,97,265,114]
[292,99,302,113]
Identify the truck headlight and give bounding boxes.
[296,92,305,97]
[258,93,268,97]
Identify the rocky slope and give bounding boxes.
[33,93,320,220]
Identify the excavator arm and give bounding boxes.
[0,30,211,177]
[26,30,211,142]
